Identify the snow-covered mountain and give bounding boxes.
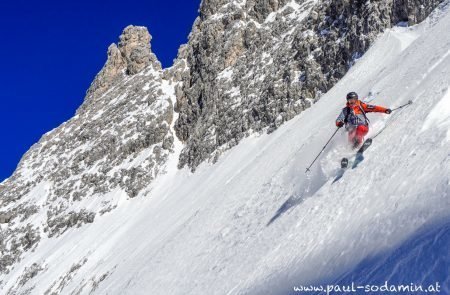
[1,0,449,294]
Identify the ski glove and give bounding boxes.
[385,109,392,114]
[336,121,344,128]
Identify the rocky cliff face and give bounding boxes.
[0,25,175,274]
[174,0,444,170]
[0,0,445,287]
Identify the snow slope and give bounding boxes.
[2,3,450,295]
[331,220,450,295]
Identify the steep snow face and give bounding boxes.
[332,220,450,294]
[2,3,449,294]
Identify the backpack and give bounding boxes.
[344,102,370,125]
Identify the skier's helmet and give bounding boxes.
[346,92,358,100]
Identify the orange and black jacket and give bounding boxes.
[336,100,388,127]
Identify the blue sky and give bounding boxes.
[0,0,199,181]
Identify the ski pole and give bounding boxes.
[305,127,340,173]
[373,100,413,139]
[391,100,413,112]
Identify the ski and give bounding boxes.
[359,137,373,152]
[341,158,349,169]
[332,158,348,183]
[352,138,372,168]
[333,138,373,184]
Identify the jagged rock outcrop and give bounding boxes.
[84,25,161,105]
[0,25,174,274]
[174,0,444,170]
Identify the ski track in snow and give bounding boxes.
[2,4,450,295]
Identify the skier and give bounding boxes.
[336,92,392,148]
